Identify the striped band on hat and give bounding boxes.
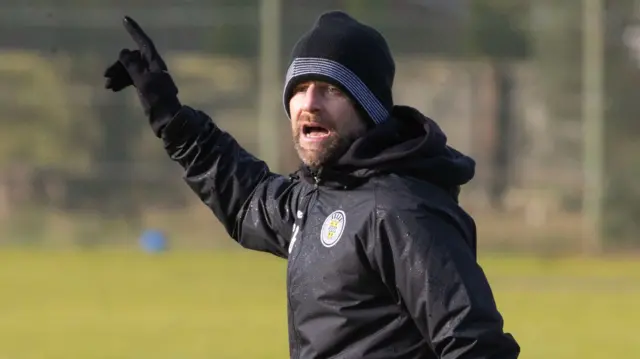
[284,57,389,125]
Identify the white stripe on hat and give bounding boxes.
[283,57,389,125]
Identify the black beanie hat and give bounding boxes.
[283,11,395,125]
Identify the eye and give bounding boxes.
[293,83,310,93]
[327,85,343,96]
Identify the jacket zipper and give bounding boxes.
[287,178,319,358]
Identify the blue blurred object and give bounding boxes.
[139,229,168,253]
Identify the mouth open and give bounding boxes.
[302,123,331,138]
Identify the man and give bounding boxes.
[104,11,520,359]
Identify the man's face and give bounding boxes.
[289,81,368,169]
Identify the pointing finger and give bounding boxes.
[122,16,168,71]
[122,16,156,53]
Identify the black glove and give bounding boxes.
[103,16,181,137]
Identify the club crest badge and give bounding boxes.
[320,210,346,248]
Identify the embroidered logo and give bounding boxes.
[320,210,346,248]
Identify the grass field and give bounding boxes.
[0,250,638,359]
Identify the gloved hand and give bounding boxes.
[103,16,182,137]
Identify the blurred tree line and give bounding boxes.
[0,0,638,247]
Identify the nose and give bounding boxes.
[300,83,322,113]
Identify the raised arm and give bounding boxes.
[161,106,303,258]
[103,16,302,258]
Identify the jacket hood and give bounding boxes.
[299,105,476,198]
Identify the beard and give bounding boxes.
[293,130,353,170]
[292,120,356,170]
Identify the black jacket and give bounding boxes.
[160,104,520,359]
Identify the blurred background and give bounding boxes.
[0,0,639,358]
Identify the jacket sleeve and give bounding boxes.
[159,105,301,258]
[370,207,520,358]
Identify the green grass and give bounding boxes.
[0,250,638,359]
